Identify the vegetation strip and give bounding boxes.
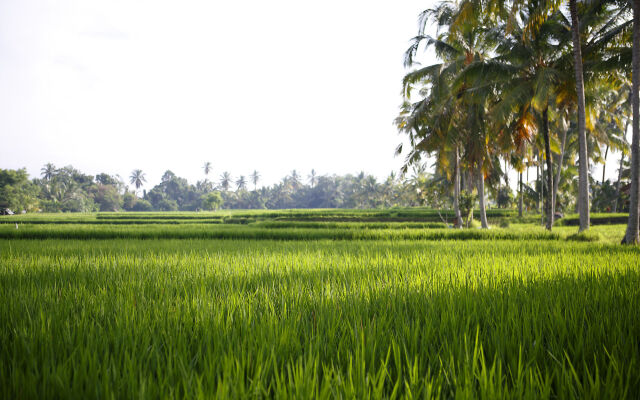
[2,238,639,398]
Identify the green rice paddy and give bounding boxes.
[1,210,638,398]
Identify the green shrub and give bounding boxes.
[566,231,601,242]
[469,219,482,229]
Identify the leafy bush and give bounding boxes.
[132,200,153,212]
[459,190,477,228]
[566,231,601,242]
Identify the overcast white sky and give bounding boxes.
[0,0,619,192]
[0,0,444,190]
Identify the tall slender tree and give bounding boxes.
[308,169,318,188]
[41,163,57,181]
[219,172,232,191]
[290,170,301,190]
[235,176,247,191]
[623,0,640,244]
[203,162,212,179]
[569,0,591,231]
[250,170,260,191]
[129,169,146,193]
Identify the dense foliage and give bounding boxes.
[0,165,500,212]
[397,0,634,234]
[2,161,629,217]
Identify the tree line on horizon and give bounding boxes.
[0,159,627,214]
[396,0,639,242]
[0,163,438,212]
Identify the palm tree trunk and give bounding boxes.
[540,148,545,226]
[614,151,625,213]
[570,0,590,232]
[454,146,463,228]
[623,1,640,244]
[602,145,609,186]
[465,169,472,192]
[504,159,509,187]
[553,125,568,217]
[461,169,465,193]
[536,150,541,213]
[542,107,554,230]
[465,167,474,223]
[477,160,488,229]
[614,120,628,213]
[518,171,523,218]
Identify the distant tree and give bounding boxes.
[196,179,214,193]
[496,187,514,209]
[41,163,56,181]
[308,169,317,188]
[122,192,137,211]
[0,168,40,212]
[162,170,176,183]
[201,191,223,210]
[203,162,212,178]
[96,173,120,186]
[220,172,232,191]
[91,184,122,211]
[459,190,477,228]
[157,198,178,211]
[146,171,199,211]
[132,199,153,211]
[129,169,146,193]
[236,176,247,191]
[290,170,301,190]
[250,170,260,190]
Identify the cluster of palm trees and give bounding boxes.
[129,163,316,195]
[203,163,260,192]
[201,163,318,193]
[397,0,639,243]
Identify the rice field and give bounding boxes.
[1,210,639,399]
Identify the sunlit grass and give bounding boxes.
[0,212,637,398]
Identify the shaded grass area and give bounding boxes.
[0,208,517,223]
[0,222,628,243]
[1,210,629,228]
[1,239,639,398]
[0,223,566,241]
[556,213,629,226]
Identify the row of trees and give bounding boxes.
[0,161,626,213]
[0,164,440,212]
[397,0,638,242]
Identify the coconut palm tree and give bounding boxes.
[41,163,56,181]
[567,0,591,231]
[623,0,640,244]
[399,0,499,228]
[290,170,301,190]
[220,172,232,191]
[250,170,260,191]
[466,5,571,230]
[235,176,247,191]
[308,169,317,188]
[614,126,630,213]
[203,162,212,179]
[400,0,631,230]
[129,169,146,194]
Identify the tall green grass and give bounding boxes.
[0,211,636,398]
[0,223,563,241]
[1,239,639,398]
